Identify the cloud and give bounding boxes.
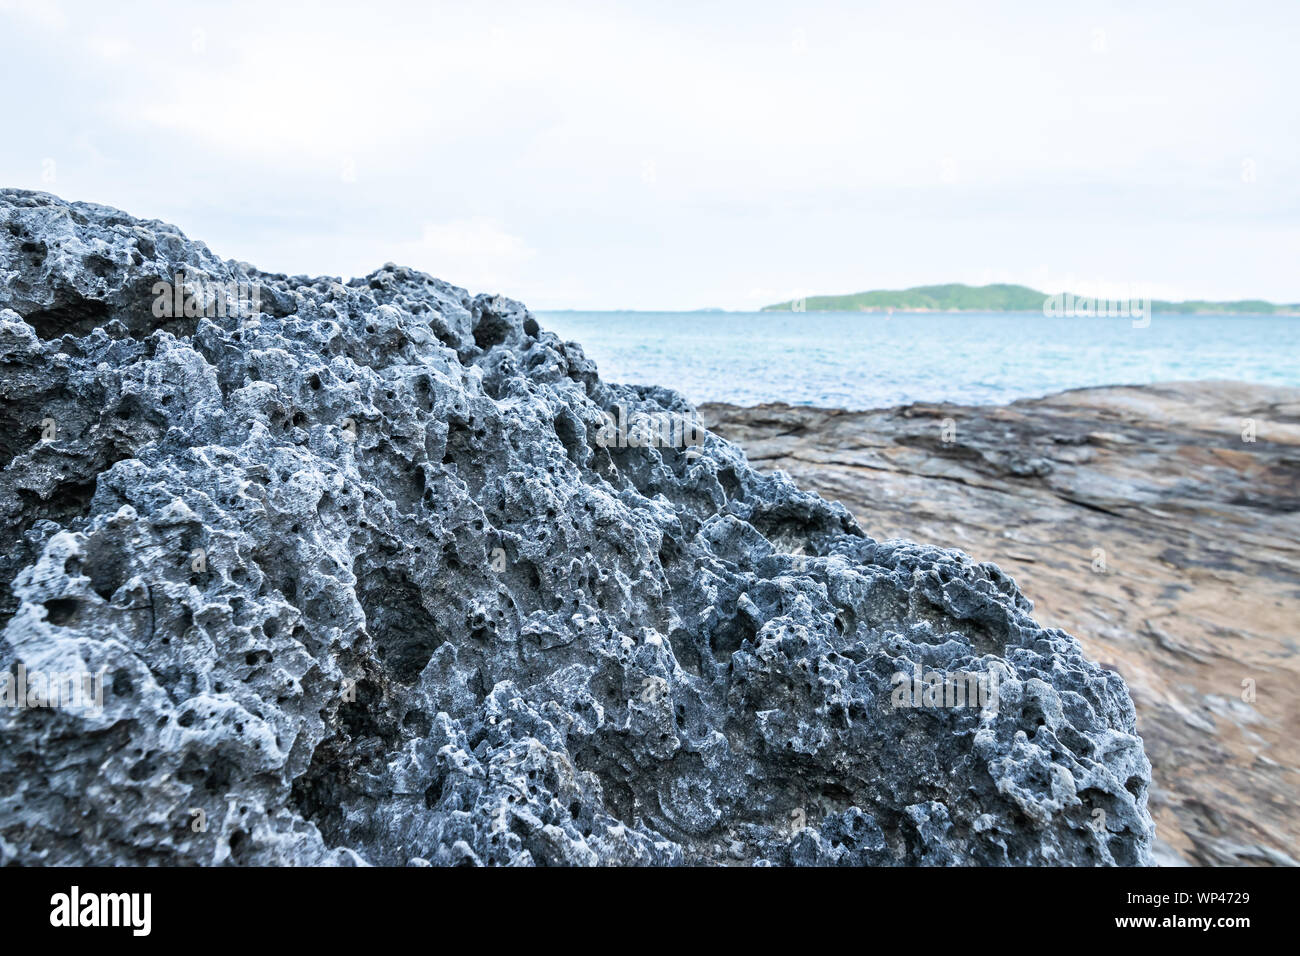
[86,35,131,60]
[387,219,535,294]
[2,1,1297,307]
[0,0,67,30]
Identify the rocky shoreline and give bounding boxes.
[703,382,1300,867]
[0,190,1156,865]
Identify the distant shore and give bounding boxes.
[763,306,1300,316]
[760,282,1300,315]
[543,307,1300,315]
[702,380,1300,867]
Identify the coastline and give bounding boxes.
[703,380,1300,867]
[757,307,1300,316]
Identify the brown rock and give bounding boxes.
[703,380,1300,867]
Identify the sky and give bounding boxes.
[2,0,1298,310]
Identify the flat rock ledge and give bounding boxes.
[704,385,1300,867]
[0,190,1153,865]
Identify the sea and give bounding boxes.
[536,311,1300,410]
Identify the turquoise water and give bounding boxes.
[537,311,1300,409]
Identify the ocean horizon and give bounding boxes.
[538,310,1300,410]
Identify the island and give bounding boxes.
[762,283,1300,315]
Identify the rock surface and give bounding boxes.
[0,190,1153,866]
[703,384,1300,867]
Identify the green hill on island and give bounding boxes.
[761,283,1299,315]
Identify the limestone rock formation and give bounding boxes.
[0,189,1154,865]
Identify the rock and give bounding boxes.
[0,189,1154,865]
[703,384,1300,867]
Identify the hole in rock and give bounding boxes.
[472,311,512,351]
[709,609,757,661]
[25,297,112,340]
[43,598,80,626]
[360,574,444,683]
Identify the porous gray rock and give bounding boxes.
[0,189,1155,865]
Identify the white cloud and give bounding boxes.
[86,35,131,60]
[0,0,67,30]
[387,219,535,294]
[1,0,1297,307]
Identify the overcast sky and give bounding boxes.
[2,0,1297,309]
